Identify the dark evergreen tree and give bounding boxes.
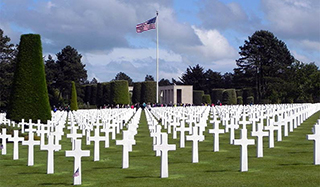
[55,45,87,101]
[114,72,133,86]
[159,78,172,86]
[7,34,51,123]
[0,29,17,110]
[235,30,294,103]
[179,64,206,91]
[145,74,155,81]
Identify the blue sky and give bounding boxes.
[0,0,319,82]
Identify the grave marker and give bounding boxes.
[65,139,90,185]
[307,124,320,165]
[41,133,61,174]
[233,128,255,172]
[186,126,204,163]
[22,131,41,166]
[8,130,24,160]
[0,128,11,155]
[153,133,176,178]
[116,130,136,168]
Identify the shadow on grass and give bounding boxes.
[278,163,311,166]
[18,172,44,175]
[39,182,70,186]
[125,176,159,179]
[92,166,120,170]
[205,169,230,173]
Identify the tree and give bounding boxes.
[179,64,206,91]
[0,29,17,110]
[235,30,294,103]
[145,74,155,81]
[204,69,223,92]
[90,77,98,84]
[55,45,87,101]
[70,81,78,111]
[159,78,172,86]
[114,72,133,86]
[7,34,51,123]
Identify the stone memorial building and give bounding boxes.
[159,85,193,105]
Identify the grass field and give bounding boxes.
[0,110,320,187]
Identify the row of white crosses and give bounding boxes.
[0,108,139,185]
[148,103,320,174]
[64,108,139,185]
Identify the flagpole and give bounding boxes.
[156,11,159,104]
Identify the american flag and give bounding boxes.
[136,17,156,33]
[0,145,3,150]
[73,168,79,177]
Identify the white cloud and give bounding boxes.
[301,40,320,51]
[261,0,320,40]
[189,26,238,61]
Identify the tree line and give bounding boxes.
[0,28,319,111]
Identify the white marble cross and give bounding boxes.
[208,120,224,152]
[0,128,11,155]
[41,134,61,174]
[228,118,239,144]
[251,123,268,157]
[89,127,105,161]
[176,120,191,148]
[264,118,278,148]
[153,133,176,178]
[67,126,83,150]
[101,122,112,148]
[8,130,24,160]
[65,139,90,185]
[307,124,320,165]
[238,115,252,129]
[116,130,136,168]
[151,125,162,156]
[37,123,49,146]
[186,126,204,163]
[22,131,41,166]
[233,128,255,172]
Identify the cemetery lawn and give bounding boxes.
[0,110,320,187]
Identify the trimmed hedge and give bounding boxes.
[243,88,254,104]
[111,80,130,105]
[132,82,142,104]
[102,82,111,105]
[140,81,156,104]
[193,90,204,105]
[90,85,97,105]
[7,34,51,123]
[96,83,103,107]
[237,96,243,105]
[202,94,211,104]
[247,96,254,105]
[84,85,91,104]
[211,89,224,104]
[70,81,78,111]
[222,89,237,105]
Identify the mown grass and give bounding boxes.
[0,110,319,187]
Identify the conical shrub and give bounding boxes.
[70,81,78,111]
[7,34,51,123]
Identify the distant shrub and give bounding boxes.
[193,90,204,105]
[211,89,224,104]
[222,89,237,105]
[132,82,142,104]
[237,96,243,105]
[140,81,156,104]
[202,94,211,104]
[111,80,130,105]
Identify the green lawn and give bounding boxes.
[0,110,320,187]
